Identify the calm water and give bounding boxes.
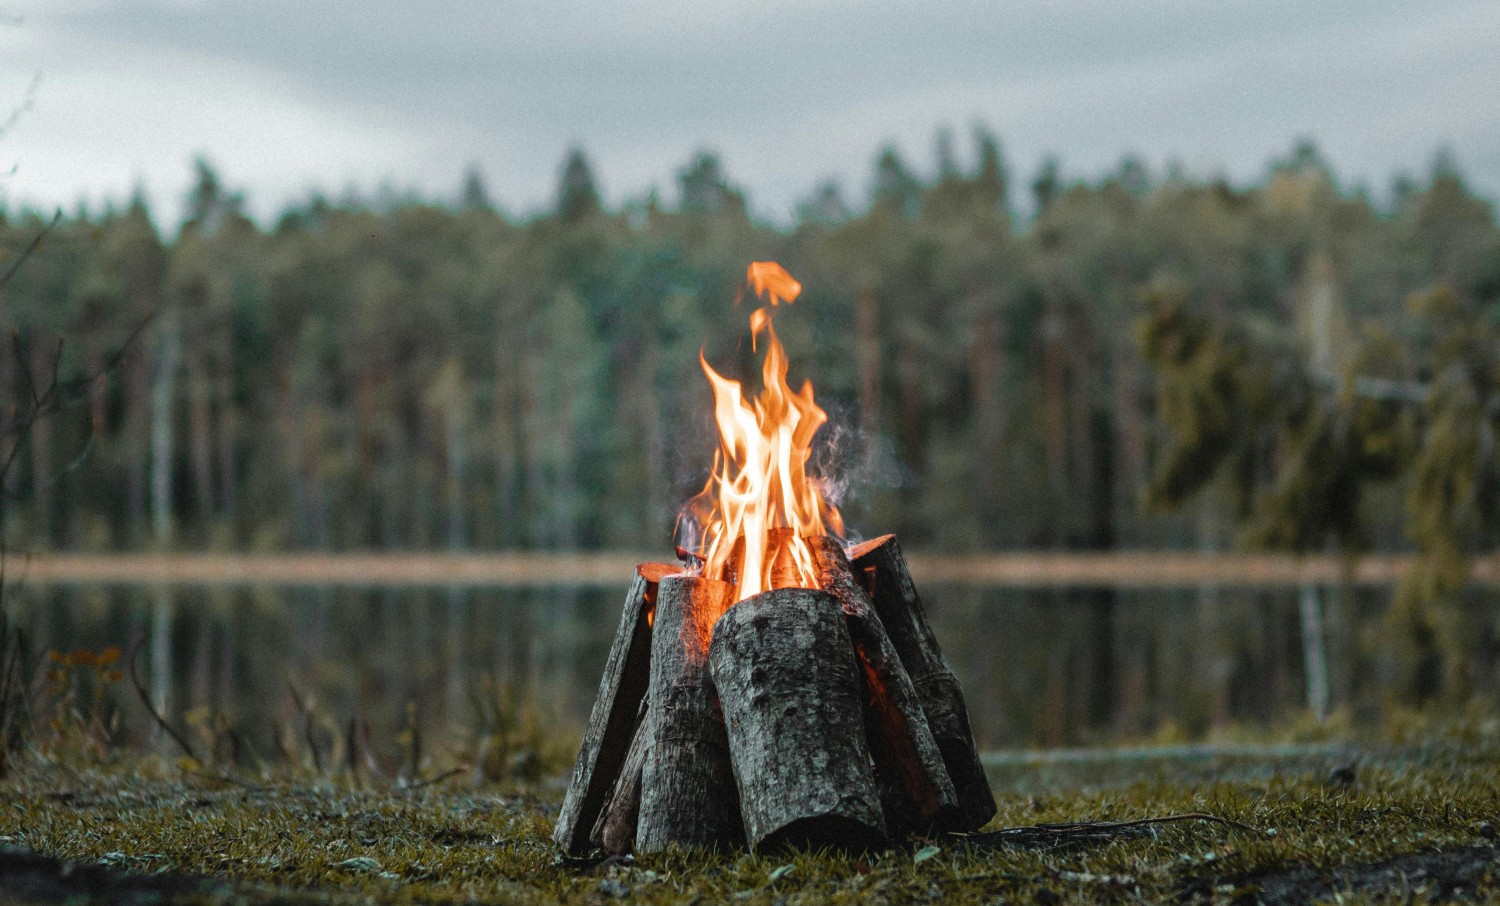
[11,580,1499,754]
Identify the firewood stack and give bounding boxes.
[554,533,996,855]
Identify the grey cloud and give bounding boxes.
[17,0,1500,219]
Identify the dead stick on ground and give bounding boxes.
[960,812,1260,846]
[126,636,199,765]
[403,766,465,791]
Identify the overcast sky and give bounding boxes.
[1,0,1497,227]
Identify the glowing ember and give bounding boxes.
[680,262,844,607]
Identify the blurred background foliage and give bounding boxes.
[0,130,1497,746]
[1,134,1492,559]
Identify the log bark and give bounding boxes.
[590,699,649,855]
[553,563,673,854]
[636,576,742,852]
[709,587,886,852]
[807,537,960,836]
[848,535,997,831]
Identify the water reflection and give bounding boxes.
[10,581,1499,753]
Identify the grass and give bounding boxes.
[1,719,1498,904]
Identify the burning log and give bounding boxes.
[808,536,961,837]
[849,535,997,831]
[636,576,743,852]
[709,587,887,853]
[553,562,676,856]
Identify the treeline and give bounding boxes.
[0,133,1496,559]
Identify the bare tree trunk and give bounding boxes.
[1299,583,1330,722]
[185,348,215,528]
[1196,502,1230,732]
[27,366,53,545]
[445,405,469,722]
[1040,291,1069,499]
[1086,411,1117,731]
[969,311,1006,527]
[123,353,150,543]
[855,287,881,440]
[151,307,181,545]
[493,294,524,549]
[636,337,668,535]
[150,306,182,718]
[1112,338,1147,501]
[214,337,237,526]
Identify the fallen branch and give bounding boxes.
[956,812,1259,848]
[401,766,465,791]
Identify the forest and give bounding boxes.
[1,133,1493,555]
[0,130,1497,745]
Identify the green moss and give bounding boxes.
[3,723,1499,904]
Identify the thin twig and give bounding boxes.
[402,766,465,791]
[125,635,199,765]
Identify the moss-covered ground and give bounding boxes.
[2,720,1498,905]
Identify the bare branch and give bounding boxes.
[126,635,200,765]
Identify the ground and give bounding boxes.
[1,720,1498,905]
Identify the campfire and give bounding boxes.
[555,263,995,855]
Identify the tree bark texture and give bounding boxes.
[709,587,886,853]
[590,699,649,855]
[636,576,742,852]
[807,537,960,836]
[553,563,670,854]
[848,535,997,831]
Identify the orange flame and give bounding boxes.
[681,262,844,605]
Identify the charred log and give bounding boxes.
[849,535,997,831]
[553,563,674,855]
[709,587,886,853]
[636,576,743,852]
[808,536,960,836]
[589,699,649,855]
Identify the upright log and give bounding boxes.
[710,587,886,852]
[553,563,676,855]
[636,576,743,852]
[807,537,960,836]
[589,699,649,855]
[849,535,997,831]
